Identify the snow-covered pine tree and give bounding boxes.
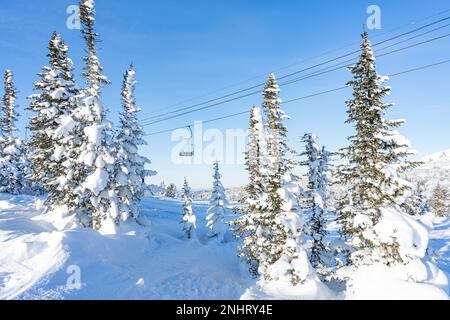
[231,106,267,275]
[263,74,293,179]
[165,183,177,198]
[243,106,266,203]
[206,162,229,242]
[0,69,14,191]
[181,178,196,239]
[0,70,28,194]
[300,133,332,275]
[336,31,420,265]
[318,146,332,205]
[1,70,18,141]
[27,32,79,201]
[68,0,117,230]
[256,73,311,285]
[115,66,155,223]
[429,184,450,217]
[402,181,430,216]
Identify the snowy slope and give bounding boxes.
[0,194,448,300]
[0,195,252,300]
[427,217,450,279]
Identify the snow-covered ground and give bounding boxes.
[0,194,252,300]
[427,217,450,280]
[0,194,448,300]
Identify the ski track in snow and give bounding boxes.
[0,194,448,300]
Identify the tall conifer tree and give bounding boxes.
[235,74,312,285]
[28,32,79,202]
[231,106,267,275]
[336,32,420,265]
[115,66,155,223]
[69,0,117,230]
[0,70,27,194]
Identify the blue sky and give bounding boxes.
[0,0,449,189]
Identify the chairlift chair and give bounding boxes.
[179,126,194,157]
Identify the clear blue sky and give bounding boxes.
[1,0,449,189]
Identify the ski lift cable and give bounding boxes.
[276,17,450,81]
[140,16,450,123]
[143,58,450,137]
[139,9,450,119]
[141,28,450,126]
[141,32,450,127]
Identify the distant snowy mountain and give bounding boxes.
[421,149,450,164]
[407,150,450,195]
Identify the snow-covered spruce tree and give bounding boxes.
[1,71,18,141]
[336,32,420,266]
[165,183,177,198]
[242,106,266,203]
[402,181,430,216]
[66,0,116,230]
[256,73,311,285]
[231,106,267,275]
[206,162,229,242]
[429,184,450,217]
[115,66,155,223]
[0,70,28,194]
[181,178,196,239]
[27,32,79,200]
[300,133,332,275]
[318,146,332,205]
